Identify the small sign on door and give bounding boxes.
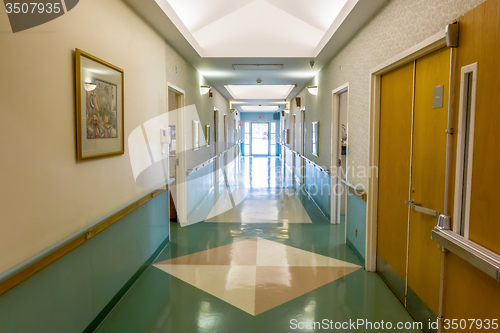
[258,116,263,119]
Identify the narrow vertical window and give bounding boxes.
[453,63,478,238]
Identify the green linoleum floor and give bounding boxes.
[94,157,419,332]
[95,220,420,333]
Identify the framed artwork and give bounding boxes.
[312,121,319,157]
[75,49,124,161]
[193,120,200,151]
[205,125,211,147]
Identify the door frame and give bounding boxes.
[223,114,227,149]
[331,83,349,225]
[300,108,306,184]
[366,30,448,272]
[167,82,187,225]
[452,63,478,238]
[250,121,271,156]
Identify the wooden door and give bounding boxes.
[377,62,414,302]
[442,0,500,327]
[378,49,452,330]
[407,47,450,325]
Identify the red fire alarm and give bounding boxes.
[258,116,263,119]
[209,89,213,98]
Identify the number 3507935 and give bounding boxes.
[5,3,62,14]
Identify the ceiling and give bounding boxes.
[156,0,350,58]
[225,85,295,100]
[124,0,387,112]
[241,106,280,112]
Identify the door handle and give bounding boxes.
[405,200,440,218]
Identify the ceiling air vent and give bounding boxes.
[232,64,283,71]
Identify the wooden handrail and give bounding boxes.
[341,179,367,202]
[280,144,330,176]
[187,143,239,176]
[0,179,174,297]
[281,144,368,201]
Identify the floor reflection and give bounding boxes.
[206,157,312,223]
[95,157,420,333]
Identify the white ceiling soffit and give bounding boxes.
[225,85,294,100]
[241,106,280,112]
[155,0,354,58]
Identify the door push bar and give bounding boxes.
[404,200,452,229]
[405,200,440,218]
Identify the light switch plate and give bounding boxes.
[433,85,444,109]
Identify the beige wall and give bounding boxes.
[292,0,486,188]
[163,40,238,169]
[0,0,229,273]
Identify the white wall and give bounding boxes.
[0,0,229,274]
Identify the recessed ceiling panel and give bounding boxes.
[241,106,280,112]
[156,0,352,57]
[225,85,294,100]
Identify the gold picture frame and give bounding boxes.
[312,121,319,157]
[75,49,124,161]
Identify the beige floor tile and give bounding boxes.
[254,266,360,315]
[256,238,360,267]
[155,264,257,315]
[154,237,360,316]
[156,238,258,266]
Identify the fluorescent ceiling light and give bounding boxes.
[241,106,279,112]
[156,0,353,58]
[233,64,283,71]
[225,85,294,100]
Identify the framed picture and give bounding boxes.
[75,49,124,161]
[193,120,200,151]
[312,121,319,157]
[205,125,211,147]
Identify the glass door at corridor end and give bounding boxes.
[251,122,270,155]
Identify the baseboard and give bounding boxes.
[84,236,170,333]
[376,255,406,304]
[346,238,365,267]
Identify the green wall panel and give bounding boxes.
[0,191,170,333]
[346,194,366,265]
